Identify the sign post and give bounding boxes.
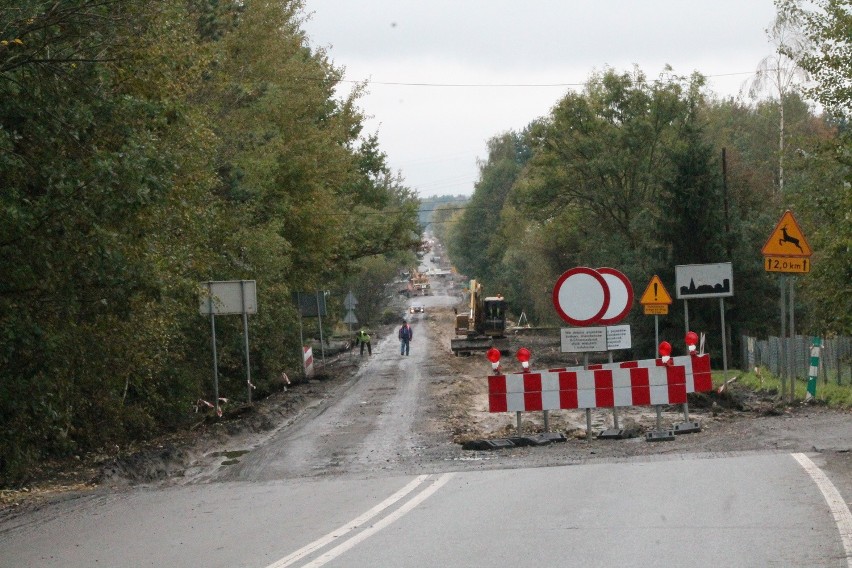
[343,291,358,359]
[315,292,326,365]
[553,267,634,439]
[199,280,258,415]
[639,275,672,354]
[761,210,812,403]
[675,261,734,378]
[240,281,254,404]
[674,263,733,433]
[294,291,329,367]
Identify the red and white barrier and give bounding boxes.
[488,354,711,413]
[303,346,315,378]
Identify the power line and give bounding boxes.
[336,71,759,89]
[345,80,583,88]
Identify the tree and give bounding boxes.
[0,0,218,482]
[348,256,401,327]
[745,11,811,196]
[654,94,727,267]
[447,131,530,286]
[0,0,424,485]
[776,0,852,334]
[517,67,700,262]
[777,0,852,116]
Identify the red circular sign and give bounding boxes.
[596,267,634,325]
[552,267,610,326]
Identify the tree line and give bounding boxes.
[0,1,421,485]
[438,1,850,362]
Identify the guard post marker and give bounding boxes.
[806,337,821,400]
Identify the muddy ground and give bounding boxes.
[2,304,850,516]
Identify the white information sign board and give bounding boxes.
[561,325,632,353]
[560,327,607,353]
[199,280,257,315]
[675,263,734,299]
[606,325,632,350]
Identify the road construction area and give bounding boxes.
[1,276,850,520]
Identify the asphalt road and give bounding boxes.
[2,453,849,567]
[1,260,850,567]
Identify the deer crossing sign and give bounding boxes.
[762,210,812,257]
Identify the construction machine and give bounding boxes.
[451,279,509,355]
[409,268,431,295]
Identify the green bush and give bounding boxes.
[381,308,403,325]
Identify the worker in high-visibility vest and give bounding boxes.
[356,328,371,356]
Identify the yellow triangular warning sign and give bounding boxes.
[762,210,812,257]
[639,275,672,305]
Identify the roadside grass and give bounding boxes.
[712,368,852,409]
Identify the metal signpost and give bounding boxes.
[294,291,329,367]
[639,275,673,354]
[553,267,634,439]
[761,210,812,402]
[675,261,734,377]
[675,263,733,433]
[199,280,258,414]
[315,291,326,365]
[343,291,358,359]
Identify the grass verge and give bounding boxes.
[713,368,852,409]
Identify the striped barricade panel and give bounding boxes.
[303,346,315,378]
[547,354,712,392]
[487,354,712,412]
[488,375,508,412]
[688,354,713,392]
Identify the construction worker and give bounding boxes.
[356,328,371,356]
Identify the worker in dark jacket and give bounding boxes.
[398,320,413,356]
[356,328,371,356]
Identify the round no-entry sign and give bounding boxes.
[552,267,610,326]
[596,267,634,325]
[552,267,633,326]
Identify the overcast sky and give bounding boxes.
[300,1,780,199]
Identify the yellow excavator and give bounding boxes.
[451,279,508,355]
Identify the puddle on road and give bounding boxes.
[447,455,497,462]
[212,449,249,466]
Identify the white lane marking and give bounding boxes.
[300,472,454,567]
[266,474,430,568]
[792,453,852,567]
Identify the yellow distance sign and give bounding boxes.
[644,304,669,315]
[765,256,811,274]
